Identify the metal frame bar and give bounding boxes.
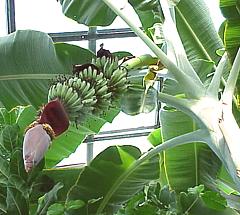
[49,28,136,42]
[86,27,97,162]
[97,125,156,135]
[6,0,16,34]
[84,125,156,143]
[90,131,152,142]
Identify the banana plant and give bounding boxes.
[97,0,240,193]
[52,0,240,213]
[61,0,240,191]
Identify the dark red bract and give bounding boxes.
[38,99,69,136]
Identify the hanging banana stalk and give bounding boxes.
[23,54,128,172]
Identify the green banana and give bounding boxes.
[48,55,128,124]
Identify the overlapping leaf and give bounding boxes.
[175,0,223,63]
[0,31,64,109]
[58,0,163,29]
[0,30,94,110]
[220,0,240,63]
[66,145,159,214]
[148,110,221,193]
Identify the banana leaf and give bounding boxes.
[220,0,240,63]
[58,0,162,28]
[0,30,64,109]
[219,0,240,124]
[0,30,94,110]
[159,109,221,192]
[65,145,159,214]
[175,0,223,63]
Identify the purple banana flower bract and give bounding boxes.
[23,124,51,172]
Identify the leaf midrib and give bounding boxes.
[175,7,213,62]
[193,122,199,186]
[0,74,62,80]
[7,189,23,215]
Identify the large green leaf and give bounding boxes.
[39,168,83,201]
[58,0,164,31]
[0,186,7,214]
[120,86,157,116]
[159,109,221,192]
[220,0,240,63]
[0,30,64,109]
[54,43,95,71]
[219,0,240,125]
[9,150,27,181]
[224,19,240,63]
[0,30,95,110]
[36,182,64,215]
[220,0,240,19]
[0,155,9,185]
[129,0,164,32]
[1,125,19,153]
[58,0,117,26]
[176,0,223,63]
[6,187,29,215]
[45,108,120,168]
[66,145,159,214]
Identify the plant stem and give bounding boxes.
[175,7,214,62]
[102,0,204,99]
[159,0,201,83]
[157,92,205,127]
[176,5,240,107]
[184,197,199,214]
[122,54,158,70]
[207,53,228,98]
[222,48,240,107]
[218,107,240,180]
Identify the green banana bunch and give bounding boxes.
[48,56,128,123]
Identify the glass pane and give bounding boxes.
[93,136,152,158]
[58,136,152,166]
[204,0,224,30]
[57,142,87,166]
[101,111,156,131]
[69,37,155,57]
[96,37,154,56]
[0,1,7,36]
[69,37,154,56]
[15,0,88,33]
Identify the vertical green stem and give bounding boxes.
[222,48,240,106]
[207,53,228,98]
